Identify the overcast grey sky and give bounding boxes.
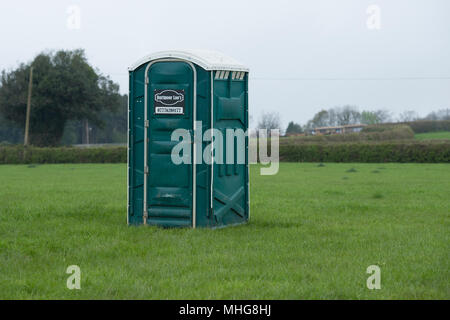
[1,0,449,128]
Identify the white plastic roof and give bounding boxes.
[129,50,249,72]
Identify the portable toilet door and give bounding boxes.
[128,50,249,228]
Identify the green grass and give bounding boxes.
[415,131,450,140]
[0,163,449,299]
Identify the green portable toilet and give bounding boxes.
[127,50,249,228]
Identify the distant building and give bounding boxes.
[309,124,367,135]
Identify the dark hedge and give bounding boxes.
[0,146,127,164]
[279,142,450,163]
[1,142,449,164]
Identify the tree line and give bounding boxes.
[283,106,450,136]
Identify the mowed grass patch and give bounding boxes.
[0,163,448,299]
[415,131,450,140]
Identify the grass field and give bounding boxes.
[415,131,450,140]
[0,163,449,299]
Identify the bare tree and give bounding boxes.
[398,110,419,122]
[257,111,281,130]
[327,108,338,126]
[425,108,450,120]
[336,105,361,125]
[257,111,281,137]
[373,109,392,123]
